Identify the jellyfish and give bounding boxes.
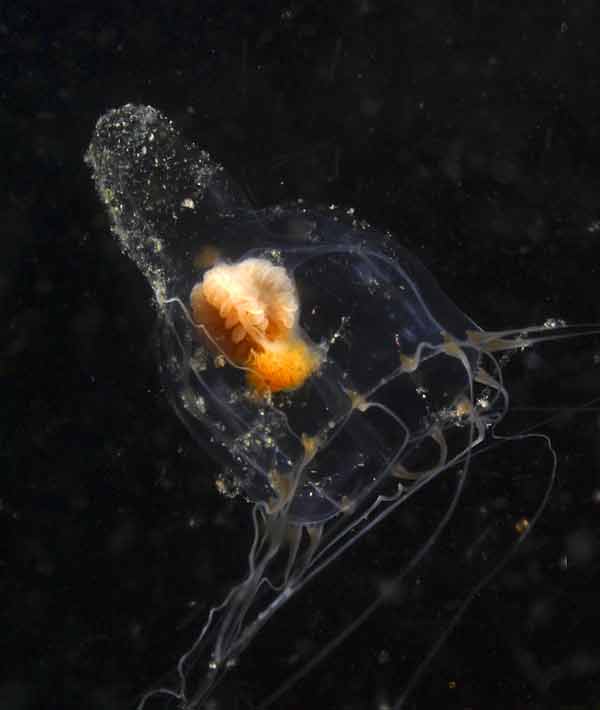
[85,105,600,709]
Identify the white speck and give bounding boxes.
[543,318,566,329]
[587,220,600,233]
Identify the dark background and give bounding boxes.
[3,1,600,709]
